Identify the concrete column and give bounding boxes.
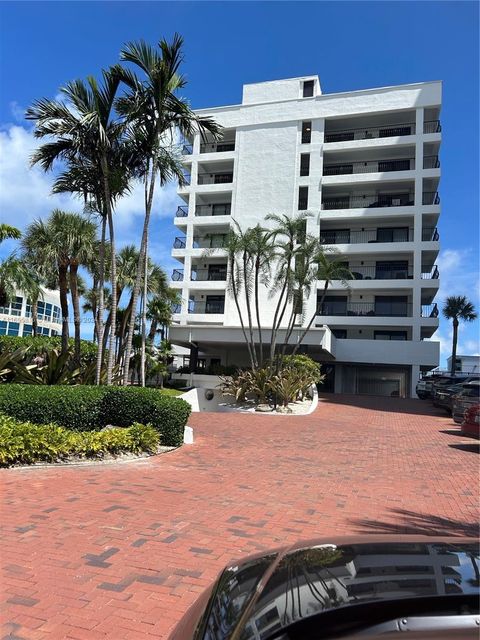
[410,364,420,398]
[189,343,198,373]
[412,108,425,340]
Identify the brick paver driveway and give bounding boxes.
[1,395,478,640]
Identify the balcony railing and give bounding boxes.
[423,155,440,169]
[421,265,439,280]
[423,120,442,134]
[421,303,439,318]
[324,121,415,143]
[181,173,191,186]
[339,264,414,280]
[320,228,413,244]
[191,269,227,282]
[197,172,233,185]
[173,237,186,249]
[317,301,413,317]
[175,205,188,217]
[172,269,184,282]
[193,236,228,249]
[323,158,414,176]
[422,227,440,241]
[200,141,235,153]
[181,143,193,155]
[195,203,232,216]
[188,300,225,314]
[422,191,440,205]
[171,303,182,314]
[322,192,415,210]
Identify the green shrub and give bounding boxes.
[0,385,105,431]
[0,336,97,363]
[0,385,191,446]
[0,414,160,466]
[99,387,191,447]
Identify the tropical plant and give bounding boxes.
[0,224,21,243]
[22,211,97,362]
[11,347,81,385]
[26,66,132,384]
[442,296,478,375]
[117,34,221,386]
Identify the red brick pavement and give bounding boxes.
[1,395,478,640]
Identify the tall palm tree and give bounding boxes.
[442,296,478,375]
[117,34,221,386]
[266,212,313,362]
[22,210,97,360]
[26,66,130,383]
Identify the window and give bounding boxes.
[374,296,409,317]
[300,154,310,177]
[0,321,7,335]
[376,227,409,243]
[205,296,225,314]
[318,295,348,315]
[375,260,410,280]
[53,306,61,323]
[10,296,22,316]
[23,324,33,336]
[332,329,347,339]
[7,322,20,336]
[301,121,312,144]
[320,229,351,244]
[303,80,314,98]
[374,331,408,341]
[298,186,309,210]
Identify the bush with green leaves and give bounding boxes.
[0,336,97,363]
[0,414,159,466]
[0,385,190,446]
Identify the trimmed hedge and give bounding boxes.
[0,414,160,466]
[0,385,191,447]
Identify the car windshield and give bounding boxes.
[460,386,480,398]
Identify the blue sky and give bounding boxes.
[0,1,478,362]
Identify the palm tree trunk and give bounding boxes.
[148,317,158,341]
[242,252,258,369]
[270,252,293,362]
[69,262,81,365]
[123,162,155,386]
[32,300,38,338]
[58,263,69,355]
[140,237,148,387]
[229,259,256,370]
[450,317,459,376]
[106,208,117,385]
[95,215,107,384]
[291,283,329,356]
[254,258,263,367]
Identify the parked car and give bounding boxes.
[416,373,471,399]
[461,404,480,438]
[452,381,480,424]
[169,536,479,640]
[432,382,465,413]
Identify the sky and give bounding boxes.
[0,0,479,364]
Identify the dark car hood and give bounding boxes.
[189,536,479,640]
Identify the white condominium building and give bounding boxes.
[0,288,62,337]
[169,76,441,398]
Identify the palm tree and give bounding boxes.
[26,66,131,383]
[266,212,313,362]
[0,224,21,244]
[442,296,478,375]
[117,34,221,386]
[22,210,97,360]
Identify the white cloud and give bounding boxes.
[0,123,181,254]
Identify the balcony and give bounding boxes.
[317,301,413,317]
[192,268,227,282]
[423,156,440,169]
[324,121,415,143]
[197,171,233,185]
[200,140,235,153]
[421,265,439,280]
[340,264,414,280]
[421,303,439,318]
[188,299,225,314]
[172,269,184,282]
[181,143,193,155]
[195,203,231,216]
[321,191,440,210]
[320,228,413,245]
[423,120,441,134]
[323,157,414,176]
[173,237,186,249]
[422,227,440,241]
[175,205,189,217]
[181,172,191,185]
[193,235,228,249]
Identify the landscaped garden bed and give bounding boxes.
[0,385,191,466]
